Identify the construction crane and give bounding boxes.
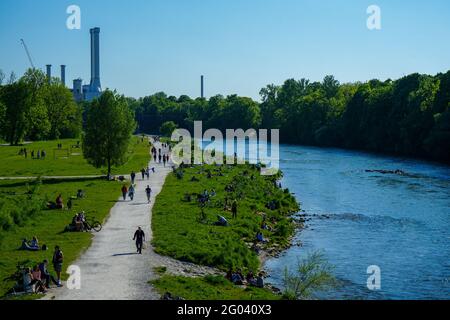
[20,38,35,69]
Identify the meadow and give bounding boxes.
[151,164,299,273]
[0,177,122,298]
[0,136,150,177]
[151,274,280,300]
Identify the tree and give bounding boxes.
[160,121,178,137]
[43,82,81,139]
[0,81,30,145]
[282,251,337,300]
[83,90,136,177]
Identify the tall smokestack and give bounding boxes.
[46,64,52,83]
[89,27,101,91]
[201,75,204,98]
[60,65,66,86]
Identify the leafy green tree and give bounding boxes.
[83,90,136,177]
[160,121,178,137]
[0,81,30,145]
[43,83,81,139]
[282,251,337,300]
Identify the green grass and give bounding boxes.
[151,275,280,300]
[0,178,122,298]
[0,136,150,177]
[152,164,299,272]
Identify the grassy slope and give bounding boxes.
[151,275,280,300]
[0,178,122,298]
[152,164,299,272]
[0,136,150,177]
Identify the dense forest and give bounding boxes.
[128,72,450,163]
[1,68,449,163]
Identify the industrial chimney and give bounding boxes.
[46,64,52,83]
[89,27,101,91]
[201,75,204,98]
[60,65,66,86]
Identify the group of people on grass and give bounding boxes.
[226,269,264,288]
[18,148,47,159]
[20,246,64,294]
[68,211,87,232]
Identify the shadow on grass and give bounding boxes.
[0,177,108,189]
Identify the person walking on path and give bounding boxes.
[130,171,136,184]
[158,154,162,163]
[133,227,145,254]
[145,167,150,180]
[232,200,238,219]
[140,168,145,180]
[121,185,128,201]
[128,184,135,201]
[52,246,64,286]
[145,185,152,203]
[163,154,166,167]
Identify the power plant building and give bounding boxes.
[71,27,102,102]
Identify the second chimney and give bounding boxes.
[46,64,52,84]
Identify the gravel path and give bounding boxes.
[42,139,219,300]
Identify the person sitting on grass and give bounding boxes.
[256,232,267,243]
[76,189,85,199]
[256,272,264,288]
[39,259,60,288]
[31,265,47,293]
[246,271,257,286]
[231,269,244,285]
[20,237,39,251]
[56,194,64,209]
[214,215,228,227]
[22,267,34,293]
[30,236,39,249]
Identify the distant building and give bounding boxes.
[71,27,102,102]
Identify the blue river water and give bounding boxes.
[198,139,450,299]
[264,144,450,300]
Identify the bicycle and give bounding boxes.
[83,217,102,232]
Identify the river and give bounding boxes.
[198,141,450,299]
[264,144,450,300]
[197,139,450,299]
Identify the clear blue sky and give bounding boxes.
[1,0,449,100]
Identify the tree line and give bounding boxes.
[0,69,81,144]
[1,68,449,164]
[129,72,450,163]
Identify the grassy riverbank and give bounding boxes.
[0,177,123,298]
[151,274,280,300]
[152,163,299,272]
[0,136,149,177]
